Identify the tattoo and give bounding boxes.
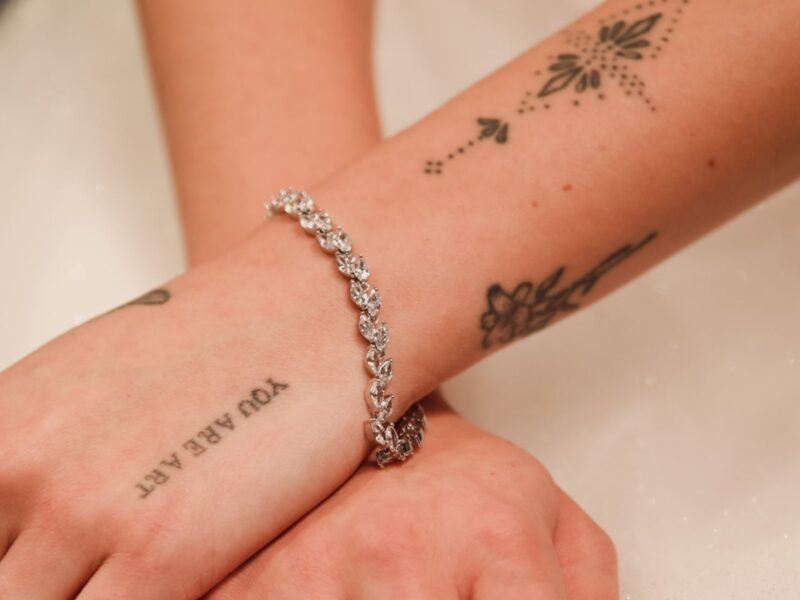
[479,231,656,348]
[122,288,171,308]
[423,0,690,175]
[134,377,289,499]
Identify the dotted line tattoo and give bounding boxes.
[423,0,690,175]
[134,377,289,499]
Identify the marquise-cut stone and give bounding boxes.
[283,190,301,214]
[359,312,378,342]
[349,279,369,308]
[267,189,292,214]
[383,424,399,450]
[374,405,393,422]
[300,210,331,233]
[296,193,315,213]
[376,358,393,383]
[368,377,385,406]
[336,251,354,276]
[317,230,336,251]
[364,287,381,316]
[299,212,315,231]
[380,393,395,413]
[370,420,386,445]
[351,256,369,281]
[331,228,352,253]
[373,322,389,351]
[366,345,381,375]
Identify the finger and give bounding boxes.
[0,527,98,600]
[76,555,165,600]
[352,575,455,600]
[553,488,618,600]
[471,516,566,600]
[210,558,347,600]
[472,552,567,600]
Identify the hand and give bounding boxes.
[0,230,390,600]
[207,392,618,599]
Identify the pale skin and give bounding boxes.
[138,1,616,597]
[1,0,799,598]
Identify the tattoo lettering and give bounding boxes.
[134,377,289,499]
[423,0,690,174]
[479,231,656,348]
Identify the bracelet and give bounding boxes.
[265,188,425,467]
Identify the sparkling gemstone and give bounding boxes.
[349,279,369,308]
[299,212,315,231]
[331,228,352,253]
[283,190,301,214]
[368,377,384,406]
[365,345,381,375]
[266,189,292,214]
[351,256,369,281]
[336,251,354,276]
[364,287,381,316]
[373,322,389,351]
[359,312,378,342]
[296,192,315,213]
[300,210,331,233]
[373,405,393,421]
[370,420,386,445]
[381,393,395,412]
[376,358,393,383]
[383,424,399,450]
[336,253,368,280]
[317,230,336,251]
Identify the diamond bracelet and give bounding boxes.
[265,189,425,467]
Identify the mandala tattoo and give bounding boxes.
[479,231,657,348]
[423,0,690,175]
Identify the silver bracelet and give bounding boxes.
[265,189,425,467]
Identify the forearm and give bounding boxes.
[256,0,800,411]
[137,0,379,264]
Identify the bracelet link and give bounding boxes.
[266,188,425,468]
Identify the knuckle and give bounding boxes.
[270,536,336,583]
[475,505,534,557]
[350,510,422,566]
[583,521,618,568]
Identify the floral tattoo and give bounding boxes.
[479,232,657,348]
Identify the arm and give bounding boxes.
[299,0,800,409]
[208,392,617,599]
[137,0,380,264]
[1,1,797,598]
[140,4,616,595]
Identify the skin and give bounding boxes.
[206,393,616,599]
[139,0,615,596]
[1,0,799,597]
[138,0,381,265]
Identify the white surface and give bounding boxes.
[1,1,798,597]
